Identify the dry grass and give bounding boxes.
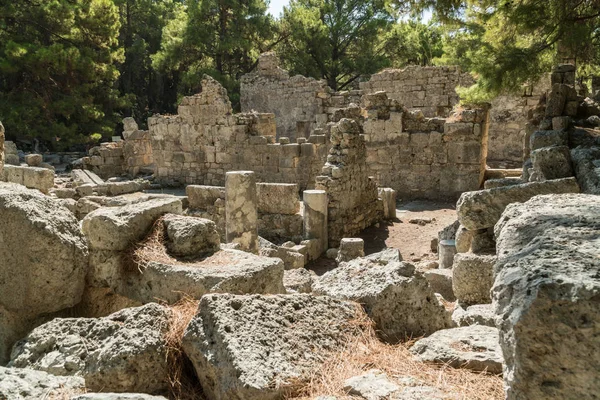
[163,295,205,400]
[131,217,174,271]
[287,307,503,400]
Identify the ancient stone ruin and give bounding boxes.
[1,57,599,400]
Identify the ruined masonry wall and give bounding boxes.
[315,118,383,246]
[359,66,474,118]
[362,92,489,199]
[150,76,328,189]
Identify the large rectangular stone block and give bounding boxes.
[256,183,300,215]
[187,185,225,210]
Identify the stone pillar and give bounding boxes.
[225,171,258,253]
[438,239,457,269]
[303,190,328,253]
[378,188,397,219]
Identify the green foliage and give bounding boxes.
[0,0,126,149]
[153,0,276,110]
[382,20,444,67]
[455,84,495,105]
[278,0,395,90]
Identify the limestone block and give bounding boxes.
[456,177,580,230]
[424,269,455,301]
[529,129,568,151]
[303,190,328,254]
[343,370,399,400]
[0,366,85,399]
[493,194,600,399]
[336,238,365,263]
[283,268,316,293]
[122,249,285,304]
[163,214,220,257]
[571,146,600,194]
[530,145,573,181]
[4,154,19,165]
[106,181,145,196]
[0,184,88,361]
[1,164,23,185]
[225,171,258,253]
[410,325,503,374]
[378,187,397,219]
[182,294,360,400]
[22,166,54,193]
[82,197,183,250]
[313,255,452,343]
[9,304,172,393]
[256,183,300,215]
[452,253,496,305]
[187,185,225,210]
[452,303,495,327]
[438,239,456,268]
[455,225,473,253]
[24,154,42,167]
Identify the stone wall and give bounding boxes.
[240,52,329,141]
[150,75,329,190]
[315,118,383,246]
[487,76,550,167]
[362,92,490,199]
[359,66,474,118]
[82,142,124,180]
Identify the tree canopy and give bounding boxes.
[0,0,598,147]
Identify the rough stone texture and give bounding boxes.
[452,304,495,327]
[258,237,306,270]
[360,66,473,118]
[163,214,220,257]
[483,177,522,189]
[363,100,490,200]
[336,238,365,263]
[283,268,316,293]
[241,52,329,140]
[571,146,600,194]
[378,187,397,219]
[82,197,182,250]
[315,119,383,245]
[530,145,573,180]
[10,304,172,393]
[0,183,88,362]
[424,269,455,302]
[182,293,360,400]
[303,189,328,255]
[1,164,55,193]
[452,253,496,305]
[410,325,503,374]
[343,369,399,400]
[24,154,42,167]
[529,129,569,151]
[0,366,86,399]
[492,194,600,399]
[123,249,285,304]
[313,256,452,342]
[0,121,4,175]
[71,394,167,400]
[456,177,580,230]
[225,171,259,253]
[454,225,473,253]
[256,183,300,215]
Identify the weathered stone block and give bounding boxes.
[530,145,573,180]
[256,183,299,215]
[493,194,600,399]
[452,253,496,305]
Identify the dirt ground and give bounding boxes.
[309,199,457,275]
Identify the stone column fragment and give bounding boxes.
[438,239,457,269]
[303,190,328,254]
[225,171,258,253]
[378,188,397,219]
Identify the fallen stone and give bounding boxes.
[313,256,452,343]
[259,237,305,270]
[571,146,600,194]
[452,304,495,327]
[0,366,85,399]
[363,247,402,263]
[52,187,77,199]
[343,369,399,400]
[469,228,496,254]
[10,303,172,393]
[452,253,496,305]
[0,183,88,362]
[410,325,503,374]
[283,268,316,293]
[531,145,573,180]
[409,217,433,225]
[483,177,522,189]
[256,183,300,215]
[456,177,580,230]
[24,154,42,167]
[163,214,220,258]
[336,238,365,263]
[493,194,600,399]
[122,249,285,304]
[454,225,473,253]
[82,197,182,250]
[424,269,455,302]
[182,293,361,400]
[529,130,568,151]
